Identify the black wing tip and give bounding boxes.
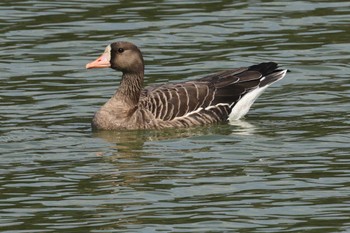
[259,68,287,87]
[248,62,279,76]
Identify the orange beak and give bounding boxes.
[86,52,111,69]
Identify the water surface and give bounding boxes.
[1,0,350,232]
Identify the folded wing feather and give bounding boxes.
[138,62,283,125]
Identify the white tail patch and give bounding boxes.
[228,86,268,121]
[229,69,287,122]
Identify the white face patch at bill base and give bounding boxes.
[103,44,112,61]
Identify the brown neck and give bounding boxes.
[114,71,144,106]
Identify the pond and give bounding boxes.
[1,0,350,232]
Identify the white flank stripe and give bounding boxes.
[174,103,229,121]
[177,107,203,119]
[205,103,230,111]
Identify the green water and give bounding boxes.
[1,1,350,232]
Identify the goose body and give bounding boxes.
[86,41,287,130]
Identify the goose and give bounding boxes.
[86,41,287,130]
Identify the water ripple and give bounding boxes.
[1,0,350,232]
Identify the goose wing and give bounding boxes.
[139,62,284,123]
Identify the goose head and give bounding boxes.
[86,41,144,74]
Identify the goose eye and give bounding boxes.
[118,48,124,53]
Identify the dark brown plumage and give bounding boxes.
[86,41,287,130]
